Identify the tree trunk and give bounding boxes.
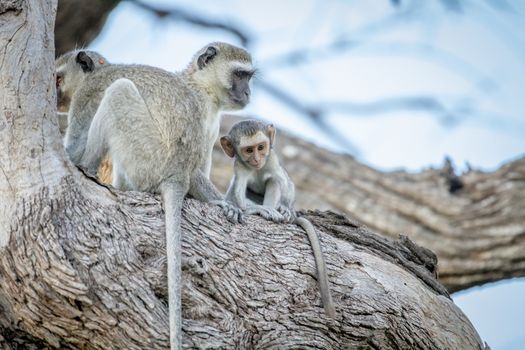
[1,1,487,349]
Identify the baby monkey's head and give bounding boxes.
[220,120,276,170]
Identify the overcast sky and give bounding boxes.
[90,1,525,348]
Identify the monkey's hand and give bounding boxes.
[210,200,245,224]
[245,205,285,223]
[277,205,295,223]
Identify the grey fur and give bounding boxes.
[227,119,269,141]
[222,120,336,318]
[57,43,254,349]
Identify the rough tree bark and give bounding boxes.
[0,0,489,349]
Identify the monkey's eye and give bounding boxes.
[257,144,264,151]
[245,147,253,154]
[234,70,252,79]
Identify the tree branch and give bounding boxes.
[0,176,485,348]
[55,0,121,56]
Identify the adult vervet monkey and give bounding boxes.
[220,120,336,318]
[57,43,254,349]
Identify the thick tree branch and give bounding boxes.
[55,0,121,56]
[0,176,486,349]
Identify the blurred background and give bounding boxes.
[58,0,525,348]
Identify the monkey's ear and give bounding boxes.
[267,124,276,146]
[220,136,235,158]
[75,51,94,73]
[197,46,218,70]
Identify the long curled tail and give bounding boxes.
[295,216,336,318]
[160,179,188,350]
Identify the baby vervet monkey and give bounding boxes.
[220,120,336,317]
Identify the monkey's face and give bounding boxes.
[238,132,271,170]
[204,62,254,110]
[192,43,254,110]
[227,66,254,109]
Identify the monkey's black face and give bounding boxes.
[229,70,253,108]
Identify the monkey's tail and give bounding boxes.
[160,179,188,350]
[295,216,336,318]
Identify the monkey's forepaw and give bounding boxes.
[277,205,295,223]
[210,200,245,224]
[245,205,285,223]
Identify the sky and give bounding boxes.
[89,0,525,348]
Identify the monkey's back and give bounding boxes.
[83,64,207,192]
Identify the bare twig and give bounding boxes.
[124,0,252,47]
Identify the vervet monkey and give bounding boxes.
[62,43,254,349]
[55,50,112,182]
[220,120,336,317]
[55,50,108,134]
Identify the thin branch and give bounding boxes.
[124,0,252,47]
[485,0,515,12]
[439,0,463,12]
[323,96,469,126]
[260,10,408,67]
[324,96,449,116]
